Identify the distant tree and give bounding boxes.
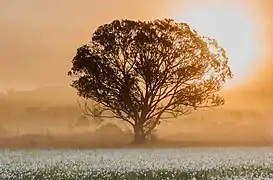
[68,19,233,144]
[0,124,7,137]
[0,93,6,99]
[74,115,89,127]
[96,123,123,135]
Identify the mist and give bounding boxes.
[0,0,181,91]
[1,0,273,148]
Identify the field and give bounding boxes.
[1,148,273,180]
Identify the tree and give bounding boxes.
[68,19,233,144]
[74,115,90,127]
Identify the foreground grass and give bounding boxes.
[2,165,273,180]
[2,148,273,179]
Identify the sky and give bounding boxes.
[175,1,264,87]
[0,0,270,92]
[0,0,172,91]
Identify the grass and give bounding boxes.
[1,148,273,179]
[2,165,273,180]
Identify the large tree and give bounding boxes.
[68,19,233,144]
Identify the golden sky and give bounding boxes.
[0,0,271,92]
[0,0,174,91]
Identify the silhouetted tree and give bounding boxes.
[68,19,233,144]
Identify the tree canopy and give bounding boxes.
[68,19,233,144]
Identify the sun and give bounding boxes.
[172,1,262,87]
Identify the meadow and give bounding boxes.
[1,148,273,179]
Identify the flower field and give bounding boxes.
[1,148,273,179]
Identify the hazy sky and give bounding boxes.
[0,0,174,91]
[0,0,270,92]
[176,0,263,87]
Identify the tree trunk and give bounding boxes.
[132,124,146,144]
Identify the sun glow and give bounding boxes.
[173,1,262,87]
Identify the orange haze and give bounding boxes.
[0,0,273,148]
